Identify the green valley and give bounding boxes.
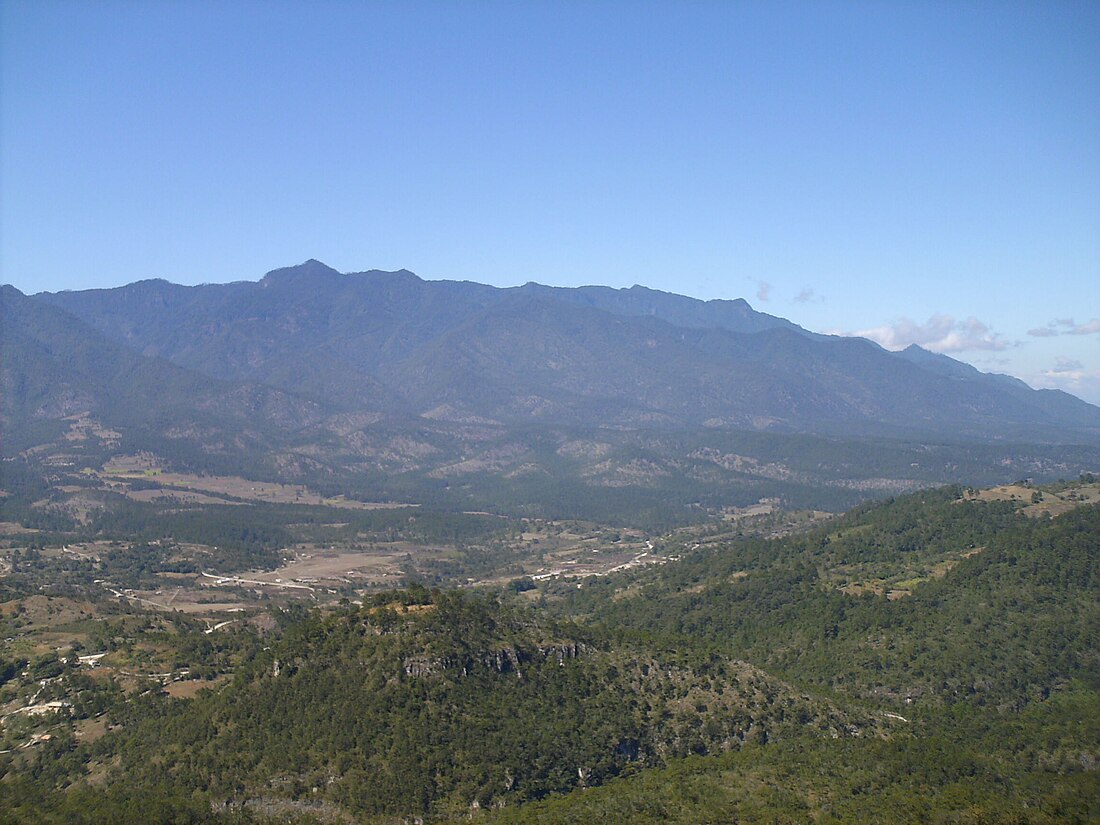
[0,474,1095,823]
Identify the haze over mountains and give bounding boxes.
[3,260,1098,518]
[17,259,1100,433]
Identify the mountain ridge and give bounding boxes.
[5,262,1099,520]
[16,260,1100,443]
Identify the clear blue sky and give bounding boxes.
[2,0,1098,403]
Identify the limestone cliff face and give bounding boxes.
[402,641,588,679]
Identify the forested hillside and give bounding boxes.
[1,487,1096,823]
[566,489,1099,708]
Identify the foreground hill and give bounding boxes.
[565,487,1100,709]
[0,590,875,822]
[485,493,1100,824]
[1,487,1096,823]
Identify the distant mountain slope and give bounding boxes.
[891,343,1099,434]
[33,260,1100,443]
[508,281,811,336]
[0,285,324,448]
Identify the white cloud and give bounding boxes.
[1027,318,1100,337]
[1031,358,1100,406]
[847,314,1009,353]
[1069,318,1100,335]
[793,287,822,304]
[756,281,771,302]
[1052,357,1084,371]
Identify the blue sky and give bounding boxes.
[2,0,1098,403]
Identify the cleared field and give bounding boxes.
[73,716,110,744]
[117,589,253,614]
[163,545,415,603]
[265,549,406,583]
[975,484,1039,503]
[0,522,37,536]
[101,461,416,510]
[126,489,245,506]
[974,481,1100,517]
[163,675,230,699]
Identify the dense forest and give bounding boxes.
[0,484,1096,823]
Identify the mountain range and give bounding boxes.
[3,260,1098,516]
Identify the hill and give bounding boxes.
[0,487,1095,823]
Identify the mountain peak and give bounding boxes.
[261,259,342,286]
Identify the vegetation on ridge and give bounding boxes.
[0,482,1095,823]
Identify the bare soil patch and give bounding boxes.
[126,489,245,506]
[74,716,109,744]
[164,675,230,699]
[269,549,405,582]
[974,482,1100,518]
[101,467,415,510]
[0,522,37,535]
